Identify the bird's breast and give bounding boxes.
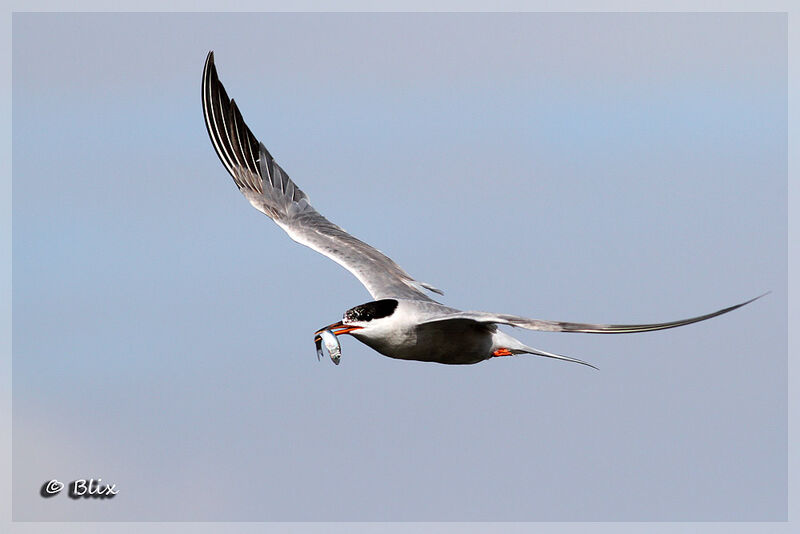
[353,318,494,365]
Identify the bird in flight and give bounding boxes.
[201,51,760,369]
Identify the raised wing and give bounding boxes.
[202,51,442,302]
[419,294,765,333]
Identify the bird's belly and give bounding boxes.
[354,321,494,365]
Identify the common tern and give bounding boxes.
[201,51,761,369]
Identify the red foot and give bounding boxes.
[493,348,513,357]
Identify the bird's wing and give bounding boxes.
[418,294,764,332]
[202,51,442,302]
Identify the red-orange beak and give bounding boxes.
[313,321,363,343]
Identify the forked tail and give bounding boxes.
[493,331,599,370]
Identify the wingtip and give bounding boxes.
[730,292,770,312]
[202,51,216,88]
[204,51,215,75]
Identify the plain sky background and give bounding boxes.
[11,12,786,521]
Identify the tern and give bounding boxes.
[201,51,761,369]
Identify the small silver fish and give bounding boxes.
[315,337,324,361]
[319,329,342,365]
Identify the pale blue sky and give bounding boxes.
[12,12,786,521]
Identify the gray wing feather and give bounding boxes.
[419,294,764,333]
[202,51,442,302]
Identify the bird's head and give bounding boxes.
[314,299,399,342]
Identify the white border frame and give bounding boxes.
[2,2,793,532]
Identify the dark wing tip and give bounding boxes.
[203,50,216,84]
[202,51,262,190]
[703,291,769,318]
[562,292,769,334]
